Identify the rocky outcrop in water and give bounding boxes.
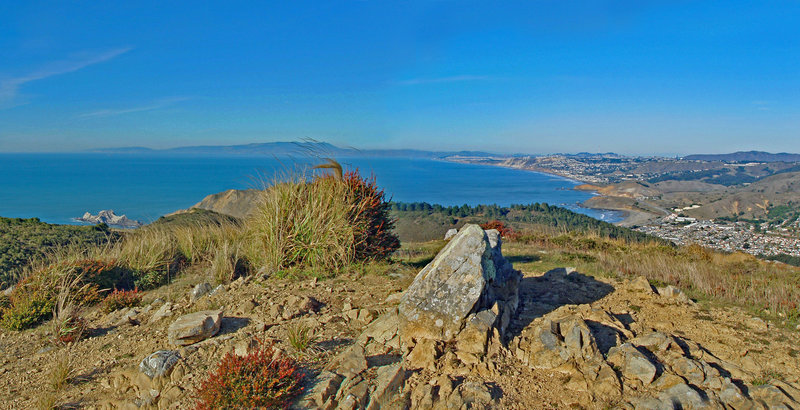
[77,210,142,228]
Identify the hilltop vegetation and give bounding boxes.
[0,217,115,288]
[391,201,659,243]
[0,169,399,330]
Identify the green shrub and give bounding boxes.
[0,217,116,289]
[1,293,54,330]
[195,342,304,409]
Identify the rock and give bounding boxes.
[77,209,142,228]
[333,344,368,378]
[139,350,181,379]
[149,303,174,324]
[114,308,141,327]
[524,312,602,370]
[366,363,406,409]
[357,309,377,324]
[444,228,458,240]
[237,299,257,314]
[406,339,441,370]
[630,276,654,293]
[658,383,706,409]
[745,316,768,331]
[167,310,223,346]
[670,357,705,385]
[607,343,657,386]
[657,285,690,303]
[456,381,493,407]
[298,296,322,314]
[455,310,497,364]
[234,338,258,356]
[190,282,212,302]
[384,292,404,304]
[300,371,344,409]
[398,224,520,345]
[209,284,225,296]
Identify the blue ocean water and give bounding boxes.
[0,154,620,225]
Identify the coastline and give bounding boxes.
[442,157,650,226]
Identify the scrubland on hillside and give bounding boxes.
[0,165,799,408]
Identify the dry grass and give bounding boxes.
[34,392,58,410]
[243,176,362,271]
[49,355,72,391]
[513,229,800,321]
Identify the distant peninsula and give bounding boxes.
[88,141,497,159]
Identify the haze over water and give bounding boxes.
[0,154,619,225]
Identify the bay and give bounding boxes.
[0,154,620,225]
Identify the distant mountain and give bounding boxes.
[684,151,800,163]
[90,141,495,159]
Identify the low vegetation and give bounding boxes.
[391,201,660,243]
[0,216,115,288]
[503,229,800,324]
[101,288,143,313]
[194,342,304,409]
[0,165,400,330]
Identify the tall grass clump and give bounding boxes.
[210,239,248,284]
[244,165,399,272]
[245,176,357,270]
[49,271,88,345]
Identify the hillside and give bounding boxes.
[1,223,798,408]
[685,151,800,163]
[685,171,800,220]
[0,217,115,289]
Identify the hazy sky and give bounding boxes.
[1,1,799,155]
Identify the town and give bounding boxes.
[635,214,800,258]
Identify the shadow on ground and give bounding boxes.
[507,268,615,341]
[218,316,250,336]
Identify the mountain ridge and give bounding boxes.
[89,141,496,159]
[684,150,800,162]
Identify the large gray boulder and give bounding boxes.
[167,309,223,346]
[398,224,520,348]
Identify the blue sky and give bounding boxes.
[1,1,798,155]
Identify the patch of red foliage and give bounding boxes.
[101,288,143,313]
[341,170,401,260]
[195,342,304,409]
[480,220,521,240]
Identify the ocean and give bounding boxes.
[0,154,620,225]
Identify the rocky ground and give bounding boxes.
[1,226,799,409]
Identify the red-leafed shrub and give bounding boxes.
[480,220,521,240]
[102,288,143,313]
[195,342,304,409]
[341,170,401,261]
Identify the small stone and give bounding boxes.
[208,285,225,296]
[149,303,174,324]
[139,350,181,379]
[190,283,212,302]
[167,310,223,346]
[630,276,654,293]
[444,228,458,240]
